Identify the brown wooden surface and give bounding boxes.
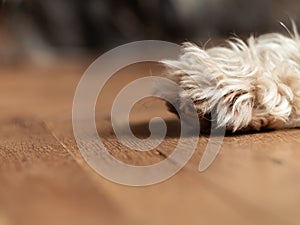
[0,61,300,225]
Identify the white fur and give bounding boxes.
[162,27,300,132]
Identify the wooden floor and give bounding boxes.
[1,61,300,225]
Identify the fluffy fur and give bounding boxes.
[162,26,300,132]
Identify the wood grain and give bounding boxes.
[1,62,300,225]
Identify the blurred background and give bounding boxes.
[0,0,300,65]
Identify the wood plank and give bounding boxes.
[47,115,300,225]
[0,115,134,225]
[1,63,300,225]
